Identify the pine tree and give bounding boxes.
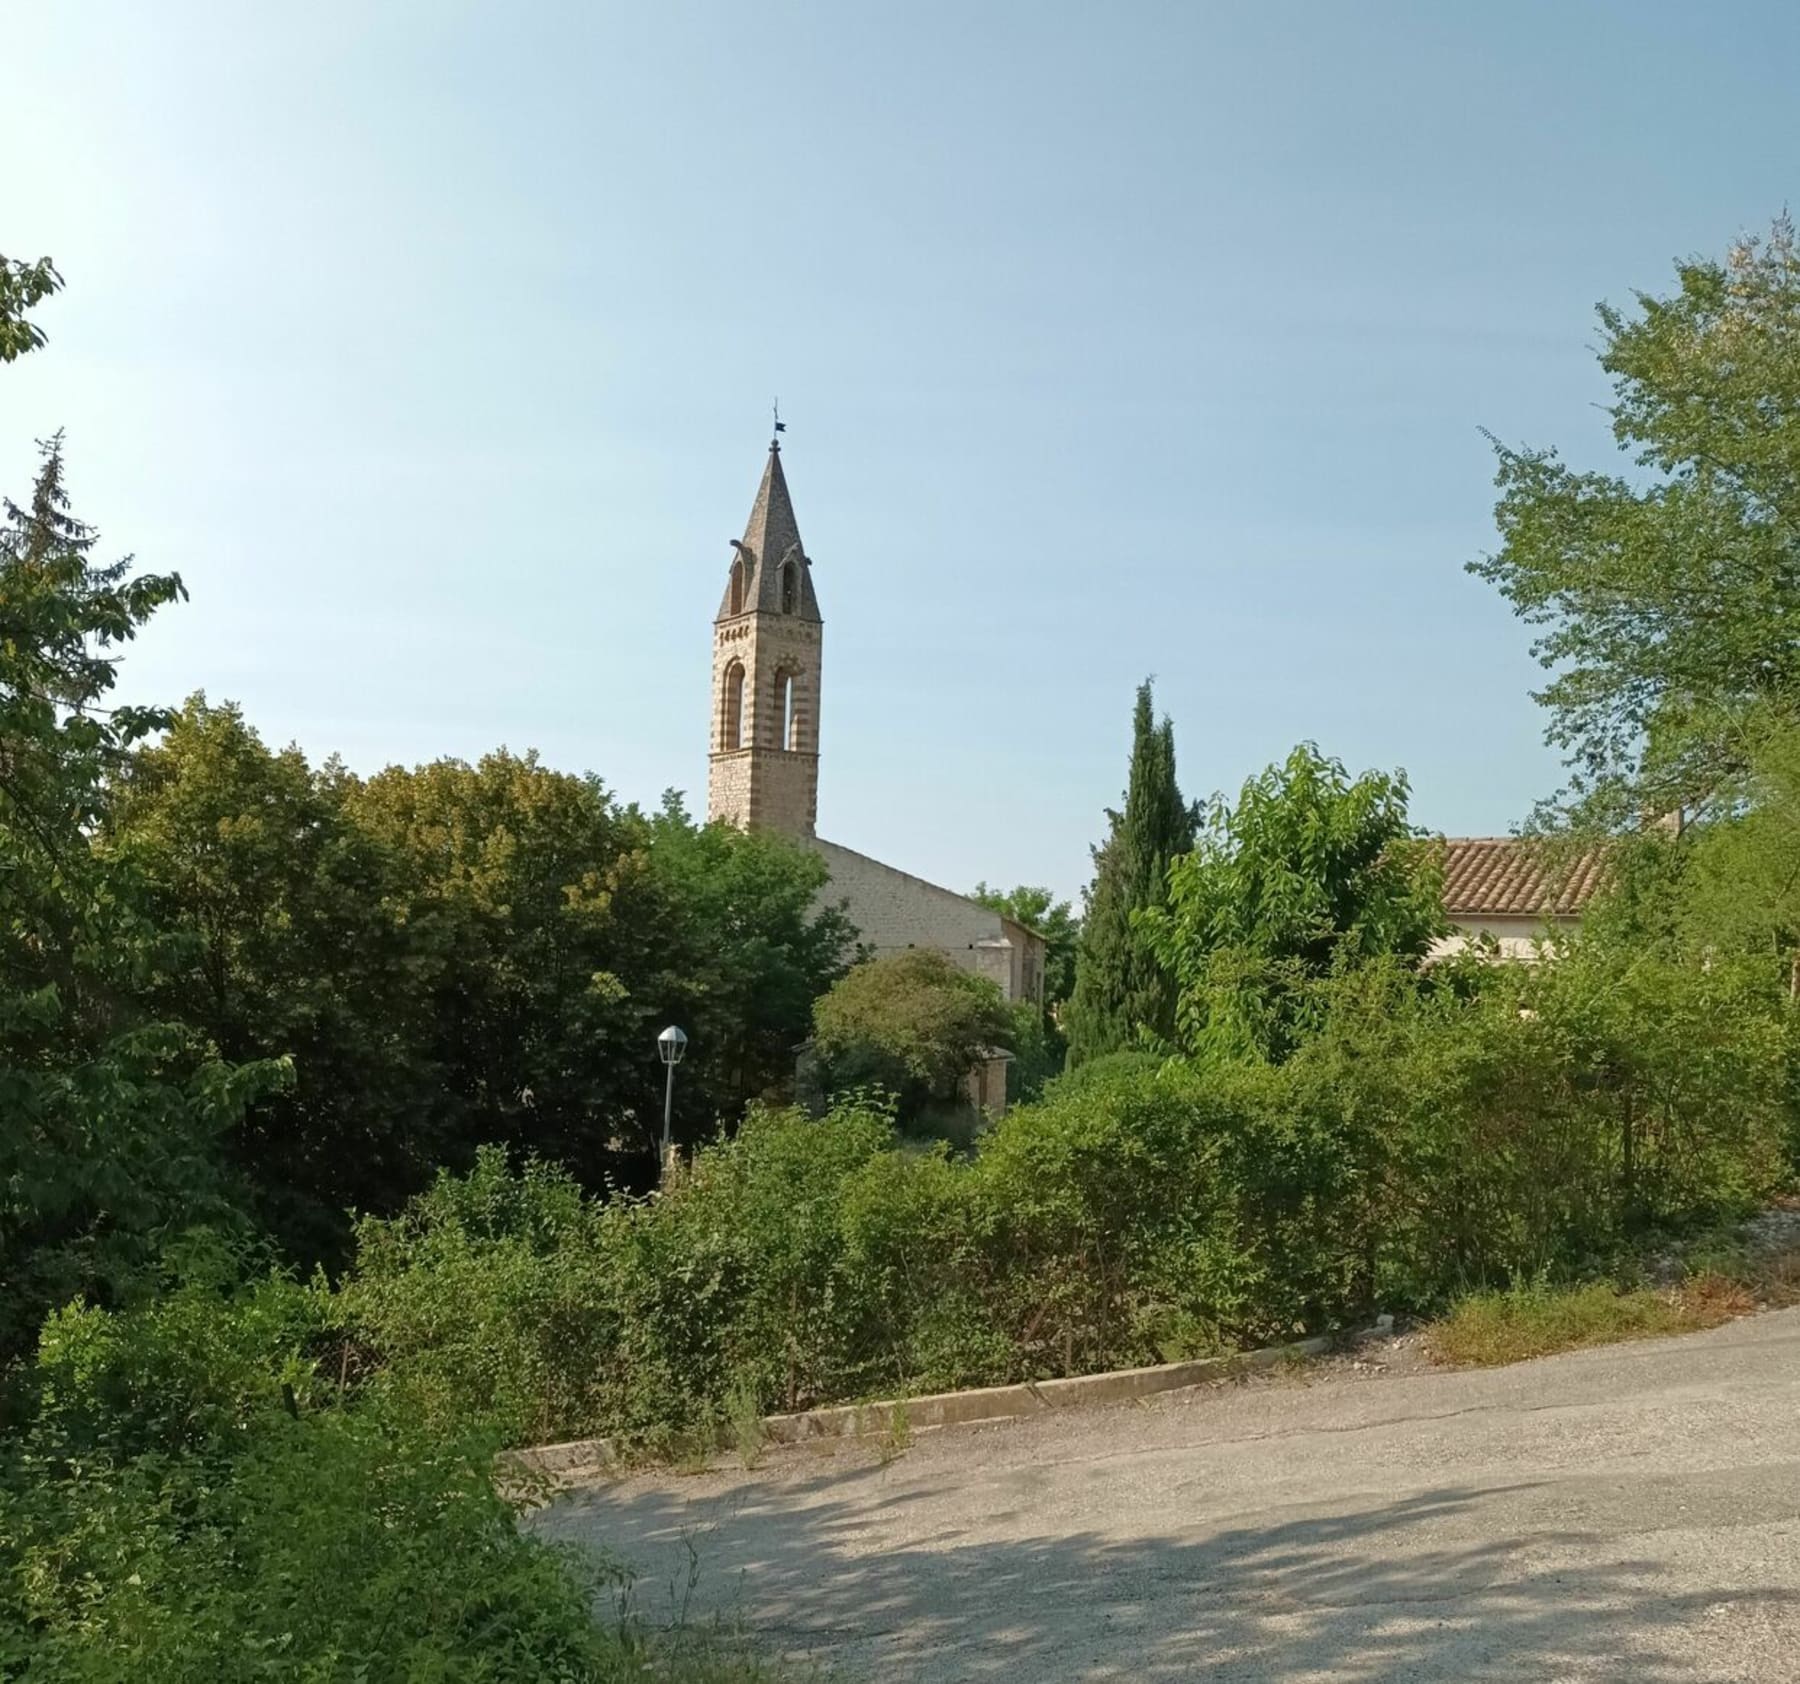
[1064,680,1196,1063]
[0,434,284,1355]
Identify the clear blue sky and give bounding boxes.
[6,2,1795,903]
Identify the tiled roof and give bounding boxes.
[1439,836,1609,919]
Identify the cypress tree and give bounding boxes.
[1064,680,1196,1063]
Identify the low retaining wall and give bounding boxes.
[512,1331,1340,1482]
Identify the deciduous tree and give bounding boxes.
[106,699,438,1261]
[0,253,61,362]
[1142,743,1445,1063]
[1472,218,1800,826]
[812,949,1013,1126]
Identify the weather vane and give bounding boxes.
[772,398,787,448]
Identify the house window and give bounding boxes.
[722,660,746,749]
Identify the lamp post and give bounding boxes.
[656,1024,688,1181]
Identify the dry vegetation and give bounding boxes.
[1427,1243,1800,1368]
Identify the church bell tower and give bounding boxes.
[707,435,823,835]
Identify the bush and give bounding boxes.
[21,1238,332,1461]
[977,1054,1378,1367]
[0,1262,641,1682]
[339,945,1798,1451]
[811,950,1014,1129]
[346,1105,951,1446]
[1,1407,622,1681]
[338,1146,619,1445]
[1315,946,1797,1303]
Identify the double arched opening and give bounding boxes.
[719,660,809,754]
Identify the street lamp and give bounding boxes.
[656,1024,688,1180]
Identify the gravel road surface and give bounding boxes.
[542,1309,1800,1681]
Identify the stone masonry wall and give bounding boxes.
[708,610,822,835]
[813,839,1046,1005]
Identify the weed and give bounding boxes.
[725,1374,766,1470]
[1427,1276,1747,1367]
[1749,1246,1800,1305]
[877,1402,912,1463]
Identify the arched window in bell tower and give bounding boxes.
[722,660,746,749]
[776,670,798,750]
[728,557,746,617]
[779,557,798,615]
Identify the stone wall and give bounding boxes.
[813,838,1046,1005]
[707,610,822,835]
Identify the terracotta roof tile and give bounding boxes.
[1437,836,1609,919]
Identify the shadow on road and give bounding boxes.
[544,1468,1800,1680]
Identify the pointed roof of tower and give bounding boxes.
[716,440,823,622]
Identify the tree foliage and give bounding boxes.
[107,724,855,1257]
[1472,218,1800,825]
[0,254,61,363]
[0,443,284,1358]
[104,699,441,1260]
[643,793,856,1125]
[811,949,1014,1126]
[1142,744,1446,1063]
[1064,680,1196,1063]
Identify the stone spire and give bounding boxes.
[716,441,822,622]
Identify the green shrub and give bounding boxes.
[339,1146,620,1444]
[0,1265,652,1683]
[24,1241,332,1461]
[1038,1047,1163,1097]
[812,949,1013,1129]
[1317,946,1797,1303]
[835,1143,1007,1391]
[598,1102,898,1432]
[1,1407,622,1681]
[339,946,1798,1451]
[346,1105,925,1447]
[977,1053,1380,1369]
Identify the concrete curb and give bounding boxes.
[511,1331,1345,1481]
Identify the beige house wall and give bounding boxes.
[1428,912,1580,964]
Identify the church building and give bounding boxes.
[702,435,1595,1035]
[706,437,1047,1056]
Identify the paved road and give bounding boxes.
[542,1311,1800,1681]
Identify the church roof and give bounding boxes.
[1438,836,1609,919]
[716,442,822,623]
